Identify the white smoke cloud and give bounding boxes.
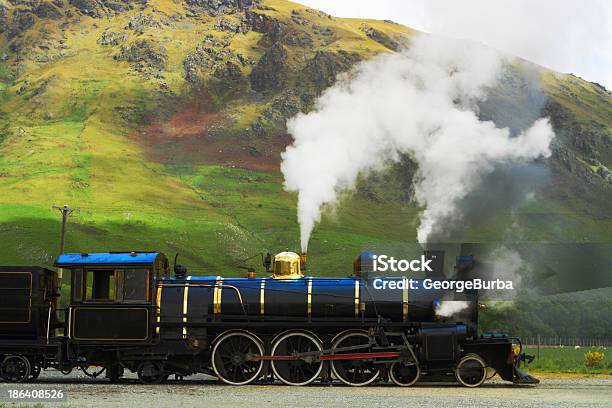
[485,246,528,300]
[435,300,470,317]
[281,35,555,251]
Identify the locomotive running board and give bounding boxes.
[513,368,540,385]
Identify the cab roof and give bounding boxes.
[55,252,163,267]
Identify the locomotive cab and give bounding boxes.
[55,252,168,343]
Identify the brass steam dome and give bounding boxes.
[272,252,303,279]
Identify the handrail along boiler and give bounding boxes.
[0,250,538,386]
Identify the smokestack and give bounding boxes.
[423,250,445,279]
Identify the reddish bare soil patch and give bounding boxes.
[135,101,291,173]
[145,107,222,142]
[148,134,291,173]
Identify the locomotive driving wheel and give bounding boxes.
[455,354,487,387]
[330,331,381,386]
[211,331,265,386]
[270,331,323,386]
[389,361,420,387]
[0,355,31,383]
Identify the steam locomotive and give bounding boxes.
[0,250,538,387]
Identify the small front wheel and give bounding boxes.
[455,354,487,387]
[137,361,165,384]
[389,361,420,387]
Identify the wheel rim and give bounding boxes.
[137,361,165,384]
[455,355,487,387]
[1,355,31,383]
[271,332,323,386]
[331,332,380,386]
[389,361,420,386]
[212,331,265,386]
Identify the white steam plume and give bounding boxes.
[485,246,527,300]
[281,35,555,252]
[435,300,470,317]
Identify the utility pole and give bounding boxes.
[52,204,78,281]
[52,204,77,254]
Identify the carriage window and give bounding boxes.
[72,269,83,301]
[123,269,149,302]
[85,270,116,302]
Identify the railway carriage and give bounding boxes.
[0,266,59,382]
[0,250,538,387]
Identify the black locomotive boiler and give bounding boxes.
[0,250,538,387]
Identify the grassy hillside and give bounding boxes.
[0,0,421,275]
[0,0,610,281]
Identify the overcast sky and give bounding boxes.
[296,0,612,89]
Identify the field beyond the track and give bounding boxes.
[523,346,610,375]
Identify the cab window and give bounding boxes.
[122,269,149,303]
[85,270,116,302]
